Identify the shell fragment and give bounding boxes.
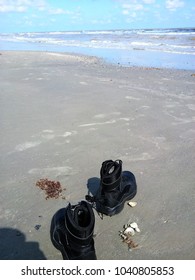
[135,227,141,233]
[124,227,135,236]
[130,222,138,229]
[120,221,140,250]
[128,201,137,207]
[130,222,141,233]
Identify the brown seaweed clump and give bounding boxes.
[36,178,65,200]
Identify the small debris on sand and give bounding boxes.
[36,178,66,200]
[34,225,41,230]
[119,222,140,250]
[127,201,137,207]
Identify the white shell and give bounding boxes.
[135,227,141,233]
[130,222,138,229]
[124,227,135,236]
[128,201,137,207]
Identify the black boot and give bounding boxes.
[87,159,137,216]
[50,201,96,259]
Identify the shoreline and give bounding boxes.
[0,51,195,260]
[1,49,195,73]
[0,39,194,71]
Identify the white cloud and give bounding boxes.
[125,11,137,23]
[122,9,129,15]
[142,0,155,3]
[0,0,46,13]
[122,3,144,11]
[165,0,185,11]
[48,8,72,15]
[121,2,144,18]
[91,18,112,25]
[116,0,155,5]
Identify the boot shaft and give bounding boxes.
[50,201,96,259]
[92,159,137,216]
[100,159,122,191]
[65,201,95,246]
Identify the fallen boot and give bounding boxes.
[50,200,96,259]
[86,159,137,216]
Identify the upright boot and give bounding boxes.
[50,200,96,259]
[87,159,137,216]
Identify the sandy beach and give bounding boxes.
[0,50,195,260]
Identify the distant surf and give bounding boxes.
[0,28,194,70]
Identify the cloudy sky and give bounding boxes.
[0,0,194,33]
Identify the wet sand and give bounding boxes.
[0,51,195,260]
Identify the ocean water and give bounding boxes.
[0,28,195,70]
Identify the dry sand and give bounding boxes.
[0,51,195,260]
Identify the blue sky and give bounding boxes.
[0,0,194,33]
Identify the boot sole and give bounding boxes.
[98,190,137,216]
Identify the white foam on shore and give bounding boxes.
[80,81,88,85]
[129,152,154,161]
[79,120,116,127]
[93,114,107,118]
[46,52,98,63]
[62,132,72,138]
[15,141,41,151]
[125,96,140,101]
[42,129,54,133]
[28,166,73,177]
[62,131,77,137]
[93,112,121,119]
[119,118,130,121]
[47,53,67,57]
[13,130,76,153]
[41,134,55,140]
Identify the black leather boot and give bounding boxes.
[50,201,96,259]
[87,159,137,216]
